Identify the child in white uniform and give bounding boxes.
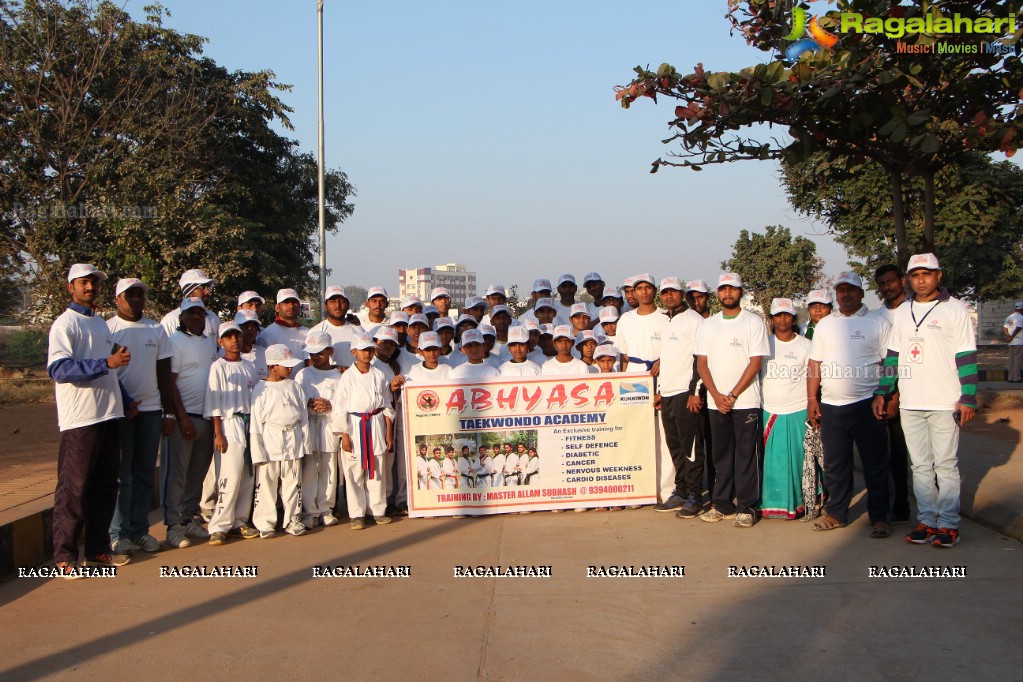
[499,327,541,376]
[294,331,341,529]
[542,326,598,375]
[250,344,308,538]
[450,329,500,379]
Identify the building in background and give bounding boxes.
[399,263,476,304]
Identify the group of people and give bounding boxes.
[46,258,976,578]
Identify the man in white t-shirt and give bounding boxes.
[615,273,666,375]
[310,285,363,369]
[694,273,770,528]
[160,269,220,338]
[257,288,308,357]
[357,286,390,338]
[107,278,174,555]
[807,272,892,537]
[48,264,132,576]
[1003,300,1023,382]
[653,277,705,518]
[873,254,977,548]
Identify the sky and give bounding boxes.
[126,0,851,297]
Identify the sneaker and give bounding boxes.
[237,524,260,540]
[84,552,131,567]
[133,534,162,552]
[573,507,590,513]
[286,522,307,536]
[166,524,192,549]
[111,538,140,555]
[302,516,321,530]
[374,515,393,525]
[700,508,736,523]
[933,528,960,548]
[184,519,210,539]
[906,523,938,544]
[734,512,756,528]
[351,518,367,530]
[550,509,566,513]
[397,503,409,516]
[322,513,340,527]
[675,494,702,519]
[654,494,685,513]
[385,505,399,517]
[259,529,276,539]
[55,561,86,580]
[208,531,227,546]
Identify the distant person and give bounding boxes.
[160,269,220,338]
[802,289,833,340]
[294,332,341,529]
[1003,300,1023,382]
[310,285,363,368]
[256,288,308,357]
[357,286,390,338]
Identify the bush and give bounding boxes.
[0,329,48,368]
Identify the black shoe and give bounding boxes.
[675,494,702,519]
[654,494,685,513]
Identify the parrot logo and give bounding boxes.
[783,7,839,60]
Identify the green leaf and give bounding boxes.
[920,134,941,154]
[906,109,931,127]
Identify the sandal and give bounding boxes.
[811,516,847,531]
[870,522,891,539]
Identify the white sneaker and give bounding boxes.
[286,522,307,537]
[733,512,756,528]
[259,529,276,539]
[322,513,339,527]
[133,534,162,552]
[184,519,210,539]
[111,538,140,555]
[166,524,191,548]
[302,515,321,530]
[700,508,736,523]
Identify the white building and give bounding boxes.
[399,263,476,304]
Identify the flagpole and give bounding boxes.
[317,0,327,317]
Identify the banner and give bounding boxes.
[402,373,656,516]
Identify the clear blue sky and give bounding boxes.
[129,0,850,296]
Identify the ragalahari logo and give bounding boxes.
[783,7,840,60]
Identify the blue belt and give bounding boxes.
[627,356,655,370]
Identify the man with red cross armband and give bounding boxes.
[873,253,977,548]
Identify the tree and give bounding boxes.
[783,151,1023,299]
[345,285,368,313]
[615,0,1023,267]
[0,0,354,318]
[722,226,824,315]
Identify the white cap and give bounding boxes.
[178,269,213,289]
[685,279,709,294]
[632,273,655,288]
[485,284,506,297]
[408,313,430,328]
[507,327,529,344]
[659,276,683,292]
[276,288,300,304]
[594,344,618,360]
[557,273,577,286]
[583,272,603,285]
[374,326,399,343]
[304,330,331,354]
[461,329,484,345]
[465,295,487,309]
[428,287,450,301]
[479,324,497,337]
[534,297,555,311]
[601,286,623,301]
[418,331,442,349]
[233,310,261,327]
[806,289,833,306]
[433,317,454,331]
[180,296,206,311]
[553,324,574,341]
[265,343,304,367]
[367,286,387,300]
[67,263,108,282]
[599,306,619,323]
[521,318,540,332]
[575,329,597,345]
[455,313,478,327]
[490,304,512,318]
[218,321,242,338]
[907,253,941,272]
[237,291,264,306]
[834,272,863,289]
[350,333,376,351]
[115,278,147,297]
[324,285,347,301]
[539,324,555,336]
[570,302,590,318]
[1016,301,1023,310]
[622,276,637,288]
[770,298,797,316]
[532,278,553,293]
[717,273,743,289]
[423,304,438,316]
[389,311,410,325]
[400,295,423,309]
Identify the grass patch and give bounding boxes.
[0,370,53,405]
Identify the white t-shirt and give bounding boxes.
[250,379,308,463]
[449,362,501,380]
[240,346,268,381]
[204,357,259,445]
[761,335,812,415]
[355,310,388,340]
[890,296,976,411]
[809,305,892,406]
[541,357,597,375]
[1004,311,1023,346]
[397,347,424,376]
[658,309,703,398]
[160,309,220,340]
[526,348,550,366]
[870,301,902,325]
[294,366,341,453]
[693,309,770,410]
[48,308,123,431]
[405,363,452,383]
[615,308,667,373]
[107,315,171,412]
[257,322,308,358]
[169,331,218,415]
[499,359,542,376]
[311,319,365,366]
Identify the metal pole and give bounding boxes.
[317,0,327,318]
